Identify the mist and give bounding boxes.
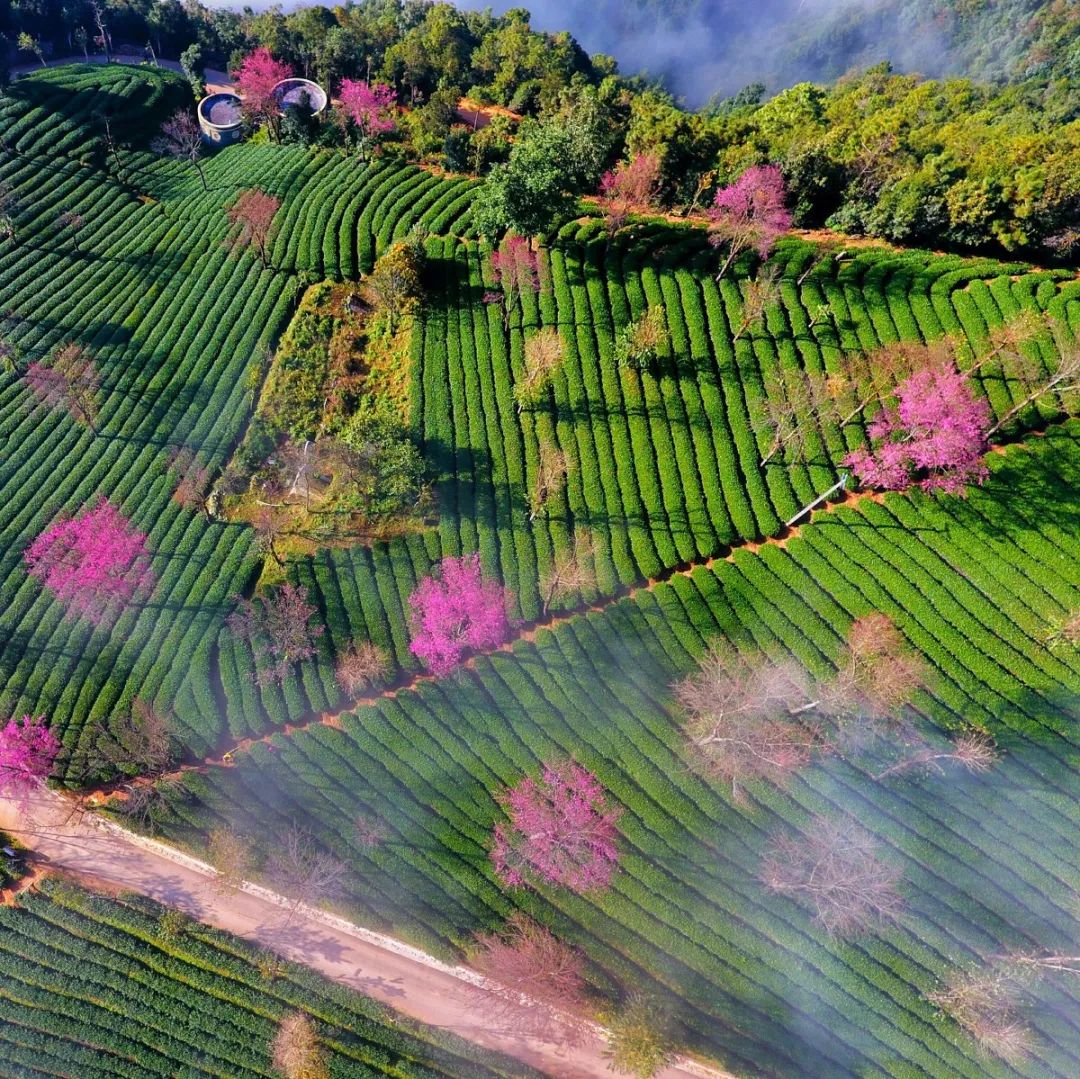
[455,0,956,105]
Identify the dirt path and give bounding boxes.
[0,789,732,1079]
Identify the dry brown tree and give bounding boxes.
[820,612,927,724]
[528,437,568,521]
[469,913,592,1033]
[169,447,212,514]
[872,731,999,781]
[760,814,904,936]
[540,528,597,616]
[59,210,86,254]
[25,341,100,432]
[1046,609,1080,650]
[271,1012,328,1079]
[207,826,257,893]
[928,961,1039,1063]
[733,269,780,342]
[675,643,824,804]
[514,328,564,413]
[335,640,391,694]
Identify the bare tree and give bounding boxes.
[675,644,823,803]
[25,341,100,432]
[760,814,904,936]
[335,640,391,694]
[540,528,596,616]
[252,504,289,568]
[271,1012,328,1079]
[91,0,111,63]
[208,826,257,893]
[928,962,1038,1063]
[227,584,323,686]
[354,811,387,849]
[872,731,998,781]
[58,210,86,254]
[986,338,1080,437]
[152,110,209,192]
[90,699,175,778]
[0,182,21,244]
[116,777,179,835]
[1046,609,1080,650]
[733,269,780,342]
[528,437,568,521]
[265,825,348,919]
[514,328,564,413]
[469,913,592,1032]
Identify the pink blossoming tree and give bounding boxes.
[234,48,293,135]
[338,79,396,161]
[489,234,539,329]
[598,153,662,233]
[844,363,991,494]
[227,582,323,686]
[25,499,154,625]
[492,761,622,893]
[708,164,792,279]
[408,553,510,676]
[0,715,59,802]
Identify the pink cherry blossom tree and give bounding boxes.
[491,760,622,893]
[234,48,293,136]
[708,164,792,279]
[844,362,991,494]
[489,235,539,330]
[598,153,662,233]
[0,715,59,802]
[338,79,396,161]
[227,582,323,686]
[24,499,154,626]
[408,553,510,675]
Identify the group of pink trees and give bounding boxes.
[338,79,396,161]
[597,153,662,233]
[24,499,154,626]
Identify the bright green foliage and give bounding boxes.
[152,426,1080,1076]
[0,878,537,1078]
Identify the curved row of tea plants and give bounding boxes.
[155,425,1080,1078]
[0,877,536,1078]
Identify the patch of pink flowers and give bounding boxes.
[24,499,154,625]
[0,715,59,801]
[845,363,991,494]
[492,761,622,893]
[408,553,510,676]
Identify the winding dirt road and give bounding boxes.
[0,789,733,1079]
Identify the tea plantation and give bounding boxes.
[1,63,1078,1078]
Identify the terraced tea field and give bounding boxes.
[1,62,1078,1078]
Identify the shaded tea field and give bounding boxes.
[156,427,1080,1078]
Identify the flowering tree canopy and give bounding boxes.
[0,714,59,800]
[225,189,281,266]
[598,153,662,233]
[234,48,293,127]
[844,363,991,494]
[708,165,792,278]
[25,499,154,625]
[338,79,396,159]
[492,761,622,893]
[489,234,539,328]
[408,553,510,675]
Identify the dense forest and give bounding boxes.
[1,1,1078,253]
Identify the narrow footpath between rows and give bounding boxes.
[0,788,733,1079]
